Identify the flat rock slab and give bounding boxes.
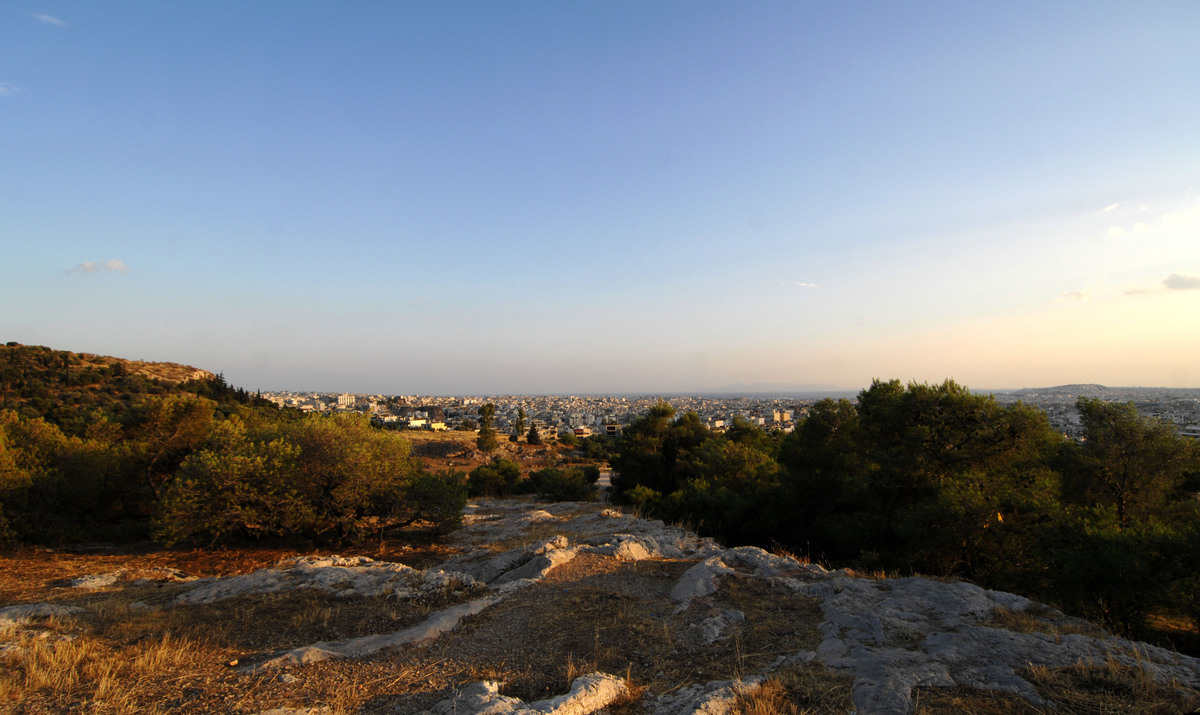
[176,555,479,605]
[0,603,84,628]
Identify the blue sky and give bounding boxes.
[3,2,1199,394]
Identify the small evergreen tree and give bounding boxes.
[476,403,498,452]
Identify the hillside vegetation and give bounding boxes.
[0,343,465,547]
[607,380,1200,651]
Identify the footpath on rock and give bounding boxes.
[3,498,1200,713]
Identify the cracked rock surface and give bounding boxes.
[403,500,1200,714]
[14,498,1196,713]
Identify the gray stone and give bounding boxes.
[0,603,84,627]
[423,672,628,715]
[649,676,764,715]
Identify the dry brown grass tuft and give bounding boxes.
[911,650,1200,714]
[1025,653,1200,714]
[1,622,208,713]
[731,662,854,715]
[78,587,465,654]
[911,685,1042,714]
[485,520,565,553]
[987,605,1106,641]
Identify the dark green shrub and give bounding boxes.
[468,457,522,497]
[529,467,596,502]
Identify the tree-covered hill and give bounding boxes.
[0,342,275,434]
[0,343,464,548]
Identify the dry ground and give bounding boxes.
[402,430,599,475]
[3,503,1199,714]
[0,534,841,714]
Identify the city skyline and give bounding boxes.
[4,3,1199,394]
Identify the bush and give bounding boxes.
[529,467,596,502]
[153,413,453,545]
[402,470,468,534]
[468,457,522,497]
[622,484,661,511]
[581,465,601,484]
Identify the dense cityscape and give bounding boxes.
[263,385,1200,441]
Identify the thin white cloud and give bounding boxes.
[1162,201,1200,231]
[1056,290,1090,303]
[794,281,819,288]
[1164,273,1200,290]
[1100,197,1200,243]
[33,13,65,26]
[70,259,127,274]
[0,82,23,97]
[1102,202,1120,212]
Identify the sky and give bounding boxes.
[3,2,1199,395]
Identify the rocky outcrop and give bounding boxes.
[242,535,588,671]
[793,574,1200,714]
[154,499,1200,712]
[660,543,1200,715]
[175,555,480,605]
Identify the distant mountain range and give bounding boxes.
[1002,384,1200,399]
[1006,384,1114,397]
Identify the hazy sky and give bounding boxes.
[3,2,1199,394]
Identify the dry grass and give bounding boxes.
[485,520,566,553]
[911,685,1042,714]
[988,605,1105,640]
[731,662,855,715]
[0,545,490,713]
[1,617,209,713]
[432,555,698,702]
[910,650,1200,714]
[1025,653,1200,714]
[1144,612,1200,656]
[0,598,486,714]
[72,585,471,655]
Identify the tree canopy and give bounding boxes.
[608,380,1200,643]
[0,346,467,547]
